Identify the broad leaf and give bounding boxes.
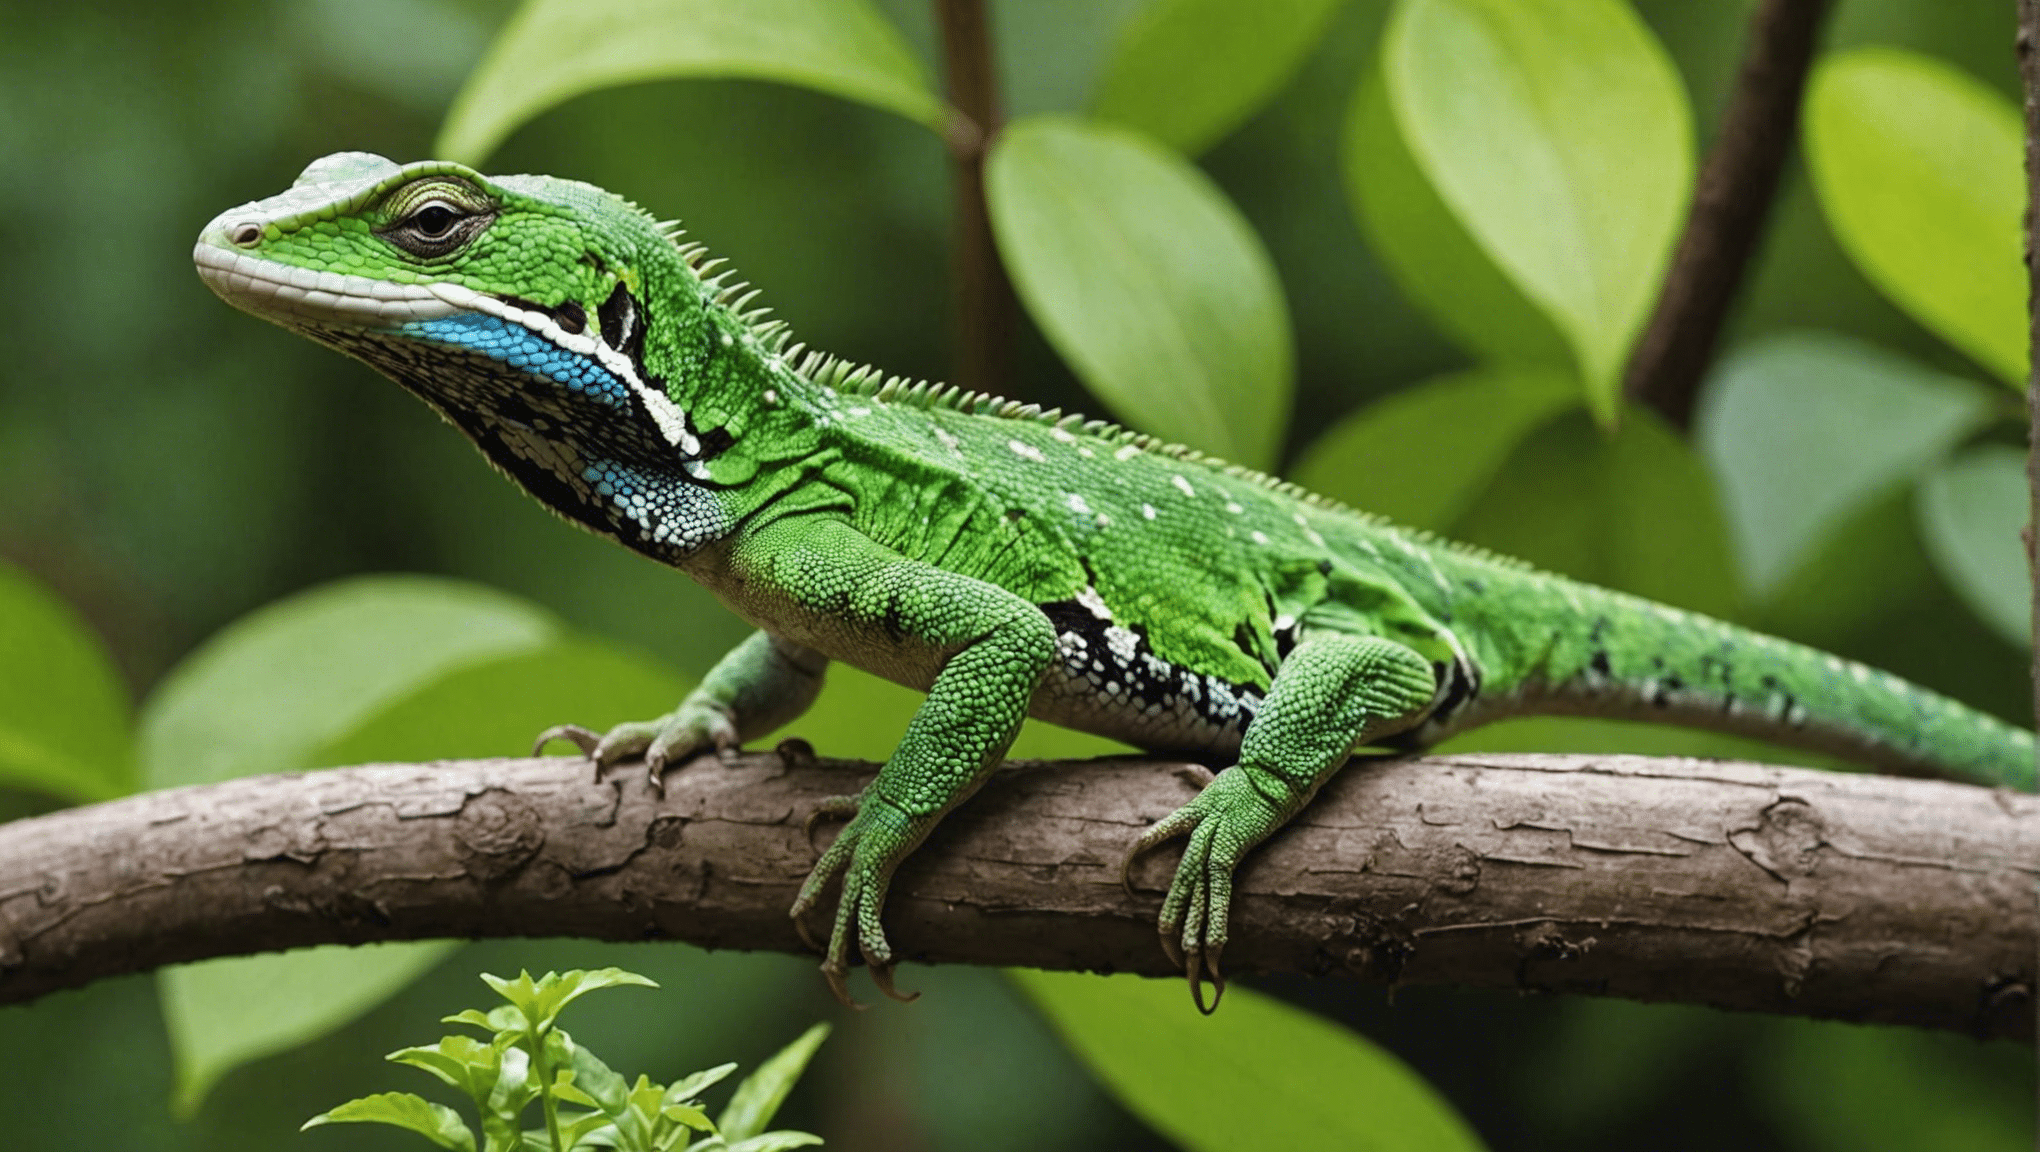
[1343,63,1572,371]
[1696,332,1992,596]
[1450,406,1740,618]
[1805,48,2025,386]
[987,115,1294,469]
[1013,971,1484,1152]
[1916,445,2031,649]
[316,638,690,767]
[1374,0,1692,420]
[483,967,658,1038]
[1289,367,1576,529]
[139,574,558,789]
[1092,0,1347,155]
[718,1023,831,1142]
[303,1090,477,1151]
[438,0,944,163]
[0,561,133,802]
[166,942,459,1116]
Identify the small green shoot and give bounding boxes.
[303,967,828,1152]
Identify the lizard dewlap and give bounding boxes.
[197,153,2038,1009]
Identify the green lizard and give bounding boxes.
[196,154,2036,1009]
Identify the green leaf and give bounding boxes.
[1289,368,1577,530]
[389,1034,506,1105]
[304,1091,478,1151]
[1450,406,1740,617]
[987,115,1294,470]
[1375,0,1692,421]
[483,967,658,1037]
[723,1134,825,1152]
[315,639,691,767]
[1344,66,1573,373]
[1012,971,1484,1152]
[717,1023,831,1142]
[1091,0,1346,155]
[1805,48,2025,386]
[0,561,133,802]
[437,0,943,164]
[166,941,460,1116]
[1695,332,1993,596]
[1916,445,2031,649]
[664,1062,739,1107]
[139,575,559,789]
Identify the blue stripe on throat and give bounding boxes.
[403,312,630,408]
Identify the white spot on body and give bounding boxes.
[1076,586,1113,621]
[1250,530,1270,545]
[1008,439,1046,463]
[1115,444,1141,461]
[1142,503,1158,520]
[935,428,963,455]
[1066,493,1092,516]
[1225,501,1245,515]
[1051,427,1077,444]
[1172,475,1197,499]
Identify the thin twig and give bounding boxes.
[935,0,1017,397]
[0,751,2032,1036]
[1624,0,1833,429]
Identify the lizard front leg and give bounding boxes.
[1126,634,1437,1011]
[537,629,829,786]
[740,517,1056,1005]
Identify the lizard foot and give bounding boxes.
[1124,766,1281,1014]
[532,700,739,790]
[790,794,922,1008]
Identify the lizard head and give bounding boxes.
[195,152,737,555]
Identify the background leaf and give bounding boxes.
[165,945,460,1118]
[1091,0,1347,156]
[1013,971,1486,1152]
[1805,47,2026,386]
[1915,445,2031,648]
[437,0,943,163]
[717,1023,830,1142]
[148,580,688,1115]
[1343,65,1574,371]
[0,562,133,802]
[1377,0,1692,419]
[1696,332,1993,596]
[137,575,558,790]
[987,115,1294,469]
[1450,406,1741,617]
[1289,367,1576,529]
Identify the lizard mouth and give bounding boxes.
[192,239,462,330]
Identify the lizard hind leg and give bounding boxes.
[1126,634,1437,1012]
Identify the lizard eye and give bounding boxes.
[377,188,494,259]
[411,201,459,238]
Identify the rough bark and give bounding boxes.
[0,750,2032,1036]
[1624,0,1831,428]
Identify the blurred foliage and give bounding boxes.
[3,0,2039,1149]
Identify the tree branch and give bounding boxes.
[0,751,2032,1036]
[936,0,1017,398]
[1624,0,1832,429]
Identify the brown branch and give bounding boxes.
[1624,0,1833,429]
[0,751,2033,1036]
[936,0,1017,397]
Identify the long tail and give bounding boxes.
[1457,576,2036,791]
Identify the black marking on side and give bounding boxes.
[598,282,640,357]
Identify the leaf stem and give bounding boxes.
[935,0,1018,397]
[1622,0,1833,429]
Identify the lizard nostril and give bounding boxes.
[230,222,262,247]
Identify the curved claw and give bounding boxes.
[820,958,866,1011]
[533,724,602,758]
[1186,941,1226,1015]
[1121,806,1197,896]
[868,960,920,1004]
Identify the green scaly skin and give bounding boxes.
[195,155,2036,1009]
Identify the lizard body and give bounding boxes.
[196,154,2035,1007]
